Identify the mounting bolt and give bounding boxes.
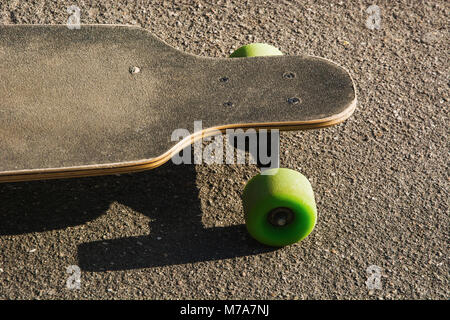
[287,97,301,105]
[129,66,140,74]
[283,72,296,79]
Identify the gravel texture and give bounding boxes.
[0,0,448,299]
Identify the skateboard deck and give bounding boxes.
[0,25,356,183]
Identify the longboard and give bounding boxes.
[0,25,356,183]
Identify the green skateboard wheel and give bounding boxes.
[229,43,283,57]
[242,168,317,246]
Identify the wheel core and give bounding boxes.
[267,207,295,227]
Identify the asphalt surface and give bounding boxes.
[0,0,448,300]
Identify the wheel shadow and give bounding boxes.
[0,159,274,271]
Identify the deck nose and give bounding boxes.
[195,55,356,125]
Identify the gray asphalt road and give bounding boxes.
[0,0,448,299]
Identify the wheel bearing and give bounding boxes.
[267,207,295,227]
